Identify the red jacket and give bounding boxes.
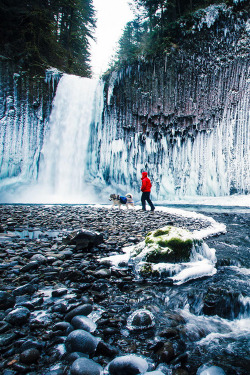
[141,172,152,192]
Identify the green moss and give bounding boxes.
[133,225,197,264]
[153,227,171,237]
[157,239,169,247]
[145,248,172,263]
[145,238,154,245]
[167,238,193,252]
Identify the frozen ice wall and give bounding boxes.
[0,63,61,201]
[86,5,250,200]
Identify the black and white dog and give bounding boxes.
[109,193,135,209]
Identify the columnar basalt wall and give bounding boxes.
[0,58,61,194]
[87,5,250,199]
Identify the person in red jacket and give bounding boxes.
[141,171,155,211]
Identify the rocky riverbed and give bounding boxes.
[0,205,248,375]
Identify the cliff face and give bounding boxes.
[0,59,60,193]
[87,5,250,198]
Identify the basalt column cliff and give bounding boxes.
[0,60,61,195]
[87,5,250,200]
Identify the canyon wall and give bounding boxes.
[87,4,250,199]
[0,59,61,195]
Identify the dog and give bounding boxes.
[109,193,135,209]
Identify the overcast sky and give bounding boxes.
[90,0,134,77]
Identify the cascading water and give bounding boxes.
[37,75,100,203]
[0,73,103,203]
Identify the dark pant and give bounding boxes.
[141,192,155,211]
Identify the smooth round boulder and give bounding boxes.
[108,355,148,375]
[70,357,103,375]
[65,330,98,355]
[5,307,30,326]
[71,315,96,333]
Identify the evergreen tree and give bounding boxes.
[116,0,243,67]
[0,0,96,76]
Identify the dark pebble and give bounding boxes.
[20,348,40,364]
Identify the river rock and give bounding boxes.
[63,230,104,250]
[134,226,196,263]
[107,354,148,375]
[13,283,38,296]
[202,287,241,319]
[71,315,97,332]
[197,365,226,375]
[53,322,74,334]
[65,304,93,321]
[30,253,47,263]
[52,288,68,297]
[19,339,44,352]
[0,332,16,346]
[156,342,175,363]
[65,329,98,355]
[0,291,15,310]
[20,348,40,364]
[20,261,39,272]
[70,357,103,375]
[126,309,155,331]
[5,307,30,325]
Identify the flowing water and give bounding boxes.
[100,205,249,374]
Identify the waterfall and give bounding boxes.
[0,73,102,203]
[37,75,97,202]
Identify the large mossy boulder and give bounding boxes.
[131,226,198,264]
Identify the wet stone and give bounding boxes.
[0,332,17,347]
[0,291,15,310]
[70,357,103,375]
[52,288,68,297]
[13,283,38,296]
[20,261,39,272]
[5,307,30,325]
[20,348,40,364]
[107,354,148,375]
[65,304,93,322]
[65,329,98,355]
[30,254,47,263]
[71,315,97,333]
[127,309,155,331]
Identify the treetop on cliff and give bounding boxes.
[106,0,249,73]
